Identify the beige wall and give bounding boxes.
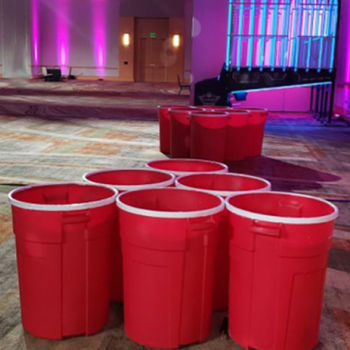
[118,17,135,81]
[168,18,185,82]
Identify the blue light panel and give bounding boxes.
[226,0,338,72]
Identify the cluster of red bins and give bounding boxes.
[158,105,268,161]
[9,164,338,349]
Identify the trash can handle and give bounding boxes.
[62,211,90,225]
[251,220,283,237]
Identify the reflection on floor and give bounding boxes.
[0,83,349,349]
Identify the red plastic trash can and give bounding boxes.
[226,192,338,350]
[146,158,228,177]
[117,188,225,348]
[235,107,268,157]
[170,107,202,157]
[190,111,229,162]
[158,105,195,154]
[225,110,250,161]
[83,169,175,302]
[176,173,271,311]
[8,183,118,339]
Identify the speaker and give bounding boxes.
[45,68,62,82]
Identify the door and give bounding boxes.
[135,18,169,82]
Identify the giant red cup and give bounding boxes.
[8,183,118,339]
[226,191,338,350]
[233,107,268,157]
[158,105,197,154]
[176,173,271,310]
[83,168,175,302]
[190,111,230,162]
[169,107,202,157]
[117,188,225,348]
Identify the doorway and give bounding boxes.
[134,18,183,83]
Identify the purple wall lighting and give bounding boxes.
[344,1,350,83]
[29,0,119,78]
[93,0,107,77]
[31,0,40,67]
[57,0,69,74]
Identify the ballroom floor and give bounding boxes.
[0,80,349,350]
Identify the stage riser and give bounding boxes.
[0,102,158,120]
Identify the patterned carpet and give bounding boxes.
[0,80,349,349]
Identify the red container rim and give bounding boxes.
[176,173,271,197]
[146,158,228,176]
[190,111,230,117]
[8,182,118,211]
[83,168,175,191]
[233,107,268,113]
[169,107,202,114]
[226,110,250,115]
[117,187,225,218]
[200,105,231,109]
[225,191,338,225]
[157,104,191,110]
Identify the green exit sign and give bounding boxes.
[149,32,156,39]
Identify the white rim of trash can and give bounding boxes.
[8,182,118,211]
[225,191,339,225]
[117,187,225,219]
[176,173,271,197]
[146,158,229,177]
[83,168,175,191]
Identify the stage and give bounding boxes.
[0,81,349,349]
[0,79,189,120]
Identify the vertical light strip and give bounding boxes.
[306,0,315,72]
[292,0,301,71]
[317,0,327,72]
[247,0,255,71]
[31,0,39,67]
[236,0,244,70]
[301,0,309,69]
[287,1,296,67]
[294,0,302,70]
[282,1,292,70]
[57,0,69,74]
[259,0,267,70]
[93,0,107,78]
[269,0,278,70]
[346,0,350,82]
[329,0,338,72]
[226,0,234,69]
[279,1,286,68]
[314,0,321,48]
[324,0,332,70]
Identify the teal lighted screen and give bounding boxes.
[226,0,339,72]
